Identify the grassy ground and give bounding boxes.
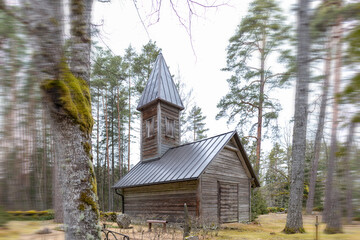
[217,213,360,240]
[0,213,359,239]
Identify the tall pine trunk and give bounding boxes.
[305,31,332,214]
[111,96,115,211]
[344,121,356,224]
[96,89,100,192]
[103,94,110,211]
[128,76,131,172]
[324,17,343,233]
[284,0,310,233]
[116,89,123,178]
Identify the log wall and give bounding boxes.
[124,180,198,222]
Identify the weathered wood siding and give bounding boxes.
[160,102,180,155]
[124,180,198,222]
[200,143,250,223]
[141,103,158,160]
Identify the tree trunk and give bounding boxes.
[103,94,110,211]
[305,31,332,215]
[128,76,131,172]
[70,0,93,85]
[344,121,356,224]
[18,0,101,238]
[324,17,343,233]
[53,135,64,223]
[111,95,115,211]
[255,33,266,176]
[284,0,310,234]
[96,89,100,186]
[116,89,122,178]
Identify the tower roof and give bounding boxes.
[137,53,184,110]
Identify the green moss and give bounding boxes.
[79,191,97,212]
[41,61,93,135]
[78,204,85,211]
[82,141,91,155]
[282,226,305,234]
[78,165,100,219]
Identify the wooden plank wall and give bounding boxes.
[124,180,198,222]
[200,143,250,223]
[160,102,180,155]
[141,103,158,160]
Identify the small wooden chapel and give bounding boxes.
[113,53,260,223]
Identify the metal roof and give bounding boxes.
[113,131,260,189]
[136,53,184,110]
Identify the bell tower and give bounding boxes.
[137,53,184,161]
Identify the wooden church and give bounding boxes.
[113,53,260,223]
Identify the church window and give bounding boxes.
[165,117,175,138]
[145,118,154,138]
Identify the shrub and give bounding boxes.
[100,211,118,222]
[251,189,268,220]
[312,206,324,212]
[267,207,277,213]
[6,210,54,221]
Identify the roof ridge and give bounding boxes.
[170,130,236,149]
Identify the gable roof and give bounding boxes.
[137,53,184,110]
[113,131,260,189]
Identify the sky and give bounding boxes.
[92,0,296,165]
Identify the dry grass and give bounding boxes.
[1,213,359,239]
[217,213,360,240]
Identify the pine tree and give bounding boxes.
[187,105,209,141]
[217,0,292,176]
[132,41,161,95]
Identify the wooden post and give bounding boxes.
[184,203,191,239]
[315,215,319,240]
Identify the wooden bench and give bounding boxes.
[146,220,167,232]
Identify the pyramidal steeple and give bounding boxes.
[138,53,184,161]
[137,53,184,111]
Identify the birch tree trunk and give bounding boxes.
[284,0,310,233]
[305,31,332,215]
[324,17,343,233]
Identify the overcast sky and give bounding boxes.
[92,0,296,165]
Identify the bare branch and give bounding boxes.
[243,135,258,140]
[133,0,151,39]
[189,0,228,8]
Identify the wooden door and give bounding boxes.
[218,182,238,223]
